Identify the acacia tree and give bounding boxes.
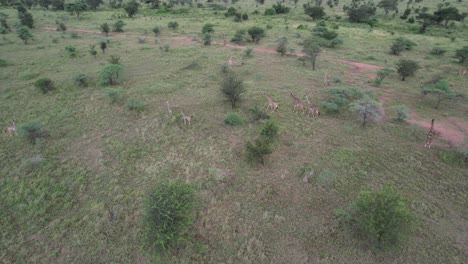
[420,80,459,109]
[220,70,245,109]
[65,1,87,19]
[434,6,461,27]
[17,27,33,44]
[396,59,419,81]
[247,26,265,44]
[124,1,139,18]
[350,97,384,127]
[99,64,123,85]
[377,0,398,15]
[304,4,325,20]
[101,22,110,36]
[303,37,321,70]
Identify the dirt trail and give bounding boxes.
[39,27,467,145]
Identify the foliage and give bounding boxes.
[454,46,468,65]
[124,1,139,17]
[260,119,279,142]
[202,23,214,35]
[168,21,179,30]
[0,58,8,67]
[202,33,211,46]
[98,64,123,85]
[108,55,120,64]
[244,47,253,58]
[346,2,376,23]
[349,97,384,127]
[373,67,392,86]
[340,184,412,249]
[430,47,446,56]
[276,37,288,56]
[19,12,34,28]
[320,87,371,113]
[57,22,67,31]
[246,137,272,165]
[225,7,237,17]
[272,2,290,14]
[302,38,321,70]
[231,29,247,45]
[396,59,419,81]
[304,4,325,21]
[126,97,144,112]
[377,0,398,15]
[152,26,161,36]
[17,27,33,44]
[220,71,245,109]
[439,146,468,167]
[434,6,461,26]
[393,105,409,122]
[104,88,123,103]
[390,37,417,55]
[85,0,103,11]
[64,45,77,57]
[65,1,87,19]
[73,73,89,87]
[34,78,55,93]
[312,25,343,48]
[144,181,194,251]
[264,8,275,16]
[101,22,110,36]
[160,44,170,52]
[249,105,270,121]
[100,41,107,53]
[89,44,97,57]
[247,26,265,44]
[420,80,457,109]
[112,20,125,32]
[223,112,244,126]
[19,120,49,144]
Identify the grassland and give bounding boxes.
[1,1,467,263]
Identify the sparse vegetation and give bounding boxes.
[223,112,243,126]
[220,70,245,109]
[98,64,123,85]
[73,73,89,87]
[19,120,49,144]
[126,97,144,112]
[34,78,55,93]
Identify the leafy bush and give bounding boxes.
[225,7,237,17]
[65,45,76,57]
[152,26,161,36]
[0,58,8,67]
[20,120,49,144]
[112,20,125,32]
[70,32,79,39]
[108,55,120,64]
[246,137,272,165]
[349,98,384,127]
[98,64,123,85]
[244,47,253,58]
[19,12,34,28]
[202,33,211,46]
[126,97,144,112]
[396,59,419,81]
[101,22,110,36]
[17,27,33,44]
[430,47,447,56]
[320,87,371,113]
[231,29,247,45]
[124,1,139,17]
[34,78,55,93]
[57,22,66,31]
[439,146,468,167]
[104,88,123,104]
[144,181,194,251]
[73,73,89,87]
[220,71,245,108]
[247,26,265,43]
[168,21,179,30]
[223,112,243,126]
[393,105,409,121]
[160,44,170,52]
[276,37,288,55]
[249,105,270,121]
[202,23,214,35]
[304,4,325,20]
[260,119,279,142]
[373,67,393,86]
[338,184,412,249]
[137,37,146,44]
[272,3,290,14]
[264,8,276,16]
[390,37,417,55]
[454,46,468,64]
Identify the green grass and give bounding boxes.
[0,2,467,263]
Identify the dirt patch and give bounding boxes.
[407,116,467,145]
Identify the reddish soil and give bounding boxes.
[39,27,467,145]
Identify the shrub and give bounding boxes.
[98,64,123,85]
[276,37,288,56]
[112,20,125,32]
[89,44,97,57]
[264,8,275,16]
[260,119,279,142]
[127,97,144,112]
[65,45,76,57]
[338,184,412,249]
[430,47,447,56]
[396,59,419,81]
[220,71,245,109]
[390,38,416,55]
[20,120,49,144]
[347,4,376,23]
[231,29,247,45]
[100,41,107,53]
[439,146,468,167]
[223,112,244,126]
[124,1,139,17]
[304,4,325,20]
[420,80,457,109]
[393,105,409,122]
[70,32,79,39]
[168,21,179,30]
[373,67,393,86]
[17,27,33,44]
[34,78,55,93]
[454,46,468,64]
[152,26,161,36]
[249,105,270,121]
[349,98,384,127]
[57,22,67,31]
[246,137,272,165]
[144,181,194,251]
[74,73,89,87]
[108,55,120,64]
[225,7,237,17]
[160,44,170,52]
[320,87,371,114]
[272,3,290,14]
[19,12,34,28]
[101,23,110,36]
[248,26,265,43]
[0,58,8,67]
[202,33,211,46]
[104,88,123,104]
[137,37,146,44]
[244,47,253,58]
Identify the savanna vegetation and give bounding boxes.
[0,0,467,263]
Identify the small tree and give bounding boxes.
[276,37,288,56]
[373,67,392,86]
[144,181,194,251]
[57,22,67,31]
[19,12,34,28]
[420,80,457,109]
[396,59,419,81]
[168,21,179,30]
[89,44,97,57]
[260,119,279,142]
[349,97,384,127]
[303,38,321,70]
[377,0,398,15]
[101,22,110,36]
[220,71,245,109]
[347,3,377,23]
[246,137,272,165]
[86,0,103,11]
[152,26,161,36]
[100,41,107,53]
[127,97,144,112]
[202,33,211,46]
[124,1,139,18]
[20,121,49,144]
[304,5,326,20]
[65,1,87,19]
[65,45,77,57]
[74,73,89,87]
[112,20,125,32]
[390,37,417,55]
[34,78,55,93]
[247,26,265,44]
[98,64,123,85]
[393,105,409,122]
[454,46,468,65]
[201,23,215,35]
[17,27,33,44]
[340,184,412,249]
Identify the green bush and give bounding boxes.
[246,137,272,165]
[112,20,125,32]
[393,105,409,122]
[439,147,468,167]
[168,21,179,30]
[339,184,412,249]
[320,87,371,114]
[73,73,89,87]
[223,112,243,126]
[430,47,447,56]
[104,88,123,104]
[231,29,247,45]
[144,181,194,251]
[249,105,270,121]
[260,119,279,142]
[20,120,49,144]
[98,64,123,85]
[65,45,76,57]
[57,22,66,31]
[0,58,8,67]
[152,26,161,36]
[126,97,144,112]
[34,78,55,93]
[264,8,276,16]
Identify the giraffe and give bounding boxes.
[4,119,16,136]
[166,101,172,115]
[305,95,320,118]
[290,93,305,113]
[458,67,468,76]
[323,72,330,88]
[181,111,192,126]
[424,119,435,148]
[265,95,279,111]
